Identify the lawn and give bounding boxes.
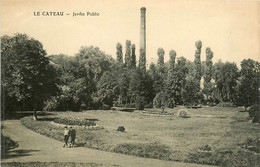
[21,106,260,167]
[1,162,119,167]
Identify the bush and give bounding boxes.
[216,102,235,107]
[248,104,260,123]
[53,117,96,127]
[117,126,125,132]
[177,109,190,118]
[101,104,110,110]
[153,92,167,108]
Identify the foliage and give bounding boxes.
[53,117,96,126]
[148,63,164,94]
[95,71,119,107]
[167,57,188,105]
[203,47,214,102]
[153,92,168,108]
[139,48,146,73]
[235,59,260,109]
[49,46,114,110]
[116,43,123,63]
[1,33,58,115]
[117,126,125,132]
[216,102,235,107]
[183,78,201,106]
[194,40,202,90]
[157,48,165,74]
[131,44,136,68]
[169,50,176,73]
[213,61,239,103]
[248,104,260,118]
[124,40,132,68]
[248,104,260,123]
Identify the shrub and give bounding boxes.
[248,104,260,123]
[216,102,235,107]
[177,109,190,118]
[43,96,58,111]
[101,104,110,110]
[153,92,167,108]
[53,117,96,127]
[117,126,125,132]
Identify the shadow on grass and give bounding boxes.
[1,149,40,159]
[36,117,59,121]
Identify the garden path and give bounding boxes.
[1,120,214,167]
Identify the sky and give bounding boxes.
[0,0,259,67]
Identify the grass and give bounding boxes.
[21,106,260,166]
[1,162,119,167]
[113,142,173,160]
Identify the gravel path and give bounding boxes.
[1,120,214,167]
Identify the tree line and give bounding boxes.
[1,34,259,118]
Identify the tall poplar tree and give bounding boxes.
[194,40,202,94]
[139,48,146,73]
[125,40,131,68]
[203,47,214,101]
[116,43,123,63]
[169,50,176,74]
[131,44,136,68]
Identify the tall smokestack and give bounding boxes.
[140,7,146,58]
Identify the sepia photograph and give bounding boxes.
[0,0,259,166]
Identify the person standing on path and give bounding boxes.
[69,126,76,147]
[63,126,69,147]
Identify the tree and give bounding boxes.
[116,43,123,64]
[194,40,202,92]
[213,61,239,103]
[203,47,214,102]
[236,59,260,110]
[157,48,165,74]
[148,63,164,94]
[95,71,119,107]
[118,70,130,106]
[129,68,146,109]
[165,57,188,105]
[139,48,146,73]
[131,44,136,68]
[125,40,131,68]
[169,50,176,74]
[1,33,58,119]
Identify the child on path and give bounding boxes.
[69,126,76,147]
[63,126,69,147]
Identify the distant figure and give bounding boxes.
[63,126,69,147]
[69,126,76,147]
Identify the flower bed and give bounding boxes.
[53,116,96,127]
